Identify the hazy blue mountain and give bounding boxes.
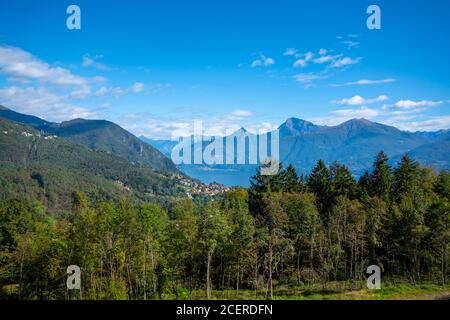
[139,136,178,157]
[144,117,450,187]
[278,117,324,137]
[0,106,177,173]
[280,118,432,175]
[396,137,450,171]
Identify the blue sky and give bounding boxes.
[0,0,449,138]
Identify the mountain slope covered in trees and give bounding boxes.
[0,106,177,173]
[0,118,187,211]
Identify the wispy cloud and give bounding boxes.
[0,45,92,92]
[0,44,161,122]
[394,100,443,109]
[251,54,275,68]
[0,86,97,122]
[82,54,111,71]
[342,40,359,49]
[333,95,388,106]
[331,106,380,118]
[94,82,146,98]
[294,72,326,84]
[283,48,299,56]
[330,78,397,87]
[330,57,362,68]
[116,108,273,140]
[313,54,341,64]
[229,109,253,118]
[337,34,360,49]
[312,96,448,131]
[293,52,314,68]
[387,116,450,132]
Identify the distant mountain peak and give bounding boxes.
[229,127,252,136]
[279,117,320,136]
[342,118,373,125]
[0,105,9,111]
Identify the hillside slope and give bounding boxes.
[0,118,185,211]
[0,106,177,173]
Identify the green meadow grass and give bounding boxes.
[176,282,450,300]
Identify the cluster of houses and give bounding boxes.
[171,174,231,198]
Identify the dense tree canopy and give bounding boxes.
[0,152,449,299]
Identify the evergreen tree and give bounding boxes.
[307,160,332,219]
[370,151,392,202]
[393,154,421,202]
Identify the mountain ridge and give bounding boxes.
[142,116,450,186]
[0,106,177,173]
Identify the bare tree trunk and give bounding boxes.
[268,241,273,300]
[206,249,212,299]
[149,241,157,293]
[296,241,301,284]
[254,254,258,298]
[236,255,240,295]
[441,241,446,286]
[143,241,146,300]
[19,248,25,299]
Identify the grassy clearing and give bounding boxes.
[179,282,450,300]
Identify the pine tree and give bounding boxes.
[393,154,420,202]
[307,160,332,219]
[330,161,358,199]
[370,151,392,202]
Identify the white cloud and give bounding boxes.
[313,54,341,64]
[0,45,91,91]
[131,82,144,93]
[294,73,325,84]
[394,100,443,109]
[330,57,362,68]
[318,48,328,55]
[230,109,253,118]
[283,48,298,56]
[0,86,97,122]
[251,54,275,68]
[293,59,308,68]
[342,40,359,49]
[329,78,397,87]
[390,116,450,132]
[82,54,111,71]
[293,52,314,67]
[304,52,314,61]
[330,106,381,118]
[389,108,426,116]
[334,95,388,106]
[116,109,271,140]
[94,82,146,98]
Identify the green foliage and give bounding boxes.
[0,152,449,300]
[0,118,190,213]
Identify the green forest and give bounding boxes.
[0,152,449,300]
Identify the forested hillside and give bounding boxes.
[0,118,187,211]
[0,151,448,299]
[0,106,177,173]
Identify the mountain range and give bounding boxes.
[142,117,450,186]
[1,105,449,189]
